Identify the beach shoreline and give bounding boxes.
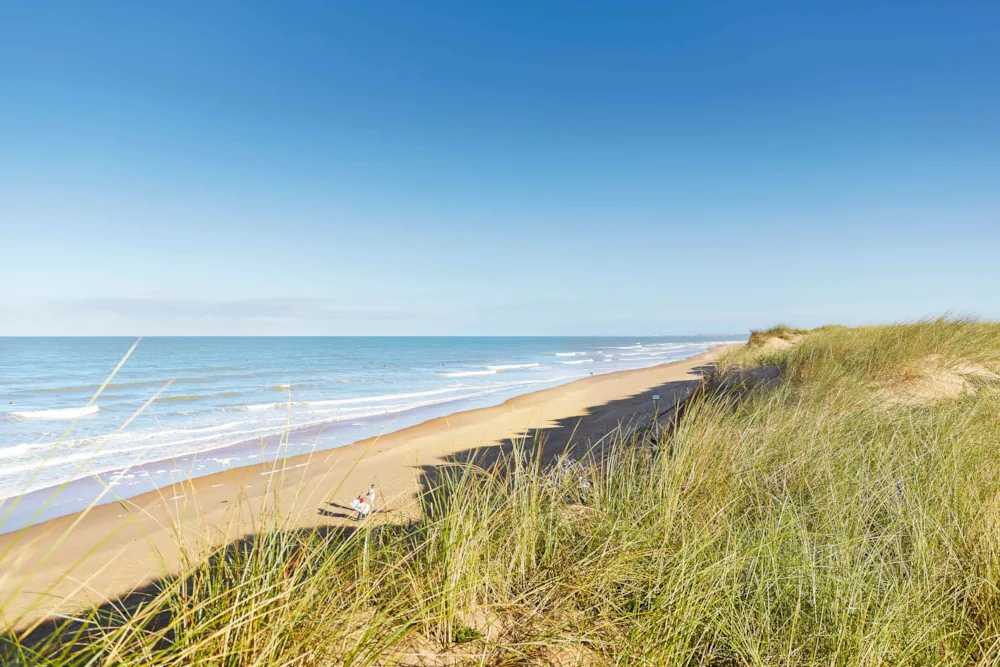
[0,345,733,628]
[2,336,740,525]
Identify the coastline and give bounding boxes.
[0,345,732,628]
[2,337,739,527]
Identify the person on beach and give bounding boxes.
[366,484,376,509]
[357,497,371,521]
[352,494,371,521]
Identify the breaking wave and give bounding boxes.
[9,406,100,421]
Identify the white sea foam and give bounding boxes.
[485,363,541,371]
[0,383,541,497]
[3,420,250,459]
[437,369,496,378]
[1,379,567,484]
[240,402,287,412]
[439,363,539,377]
[555,352,583,357]
[9,406,100,421]
[561,359,594,365]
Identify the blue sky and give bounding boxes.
[2,1,998,335]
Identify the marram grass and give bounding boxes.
[4,318,1000,665]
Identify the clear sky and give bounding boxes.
[2,1,998,336]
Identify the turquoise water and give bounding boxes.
[0,336,742,527]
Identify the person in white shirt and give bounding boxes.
[357,498,371,520]
[351,492,375,520]
[366,484,376,509]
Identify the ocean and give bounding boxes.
[0,336,743,530]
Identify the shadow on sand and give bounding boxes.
[1,365,714,658]
[1,524,361,661]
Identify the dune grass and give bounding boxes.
[4,318,1000,665]
[746,324,809,347]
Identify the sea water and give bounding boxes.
[0,336,743,530]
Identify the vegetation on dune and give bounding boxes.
[746,324,809,347]
[5,319,1000,665]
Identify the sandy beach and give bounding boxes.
[0,347,728,629]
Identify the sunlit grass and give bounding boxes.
[4,318,1000,665]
